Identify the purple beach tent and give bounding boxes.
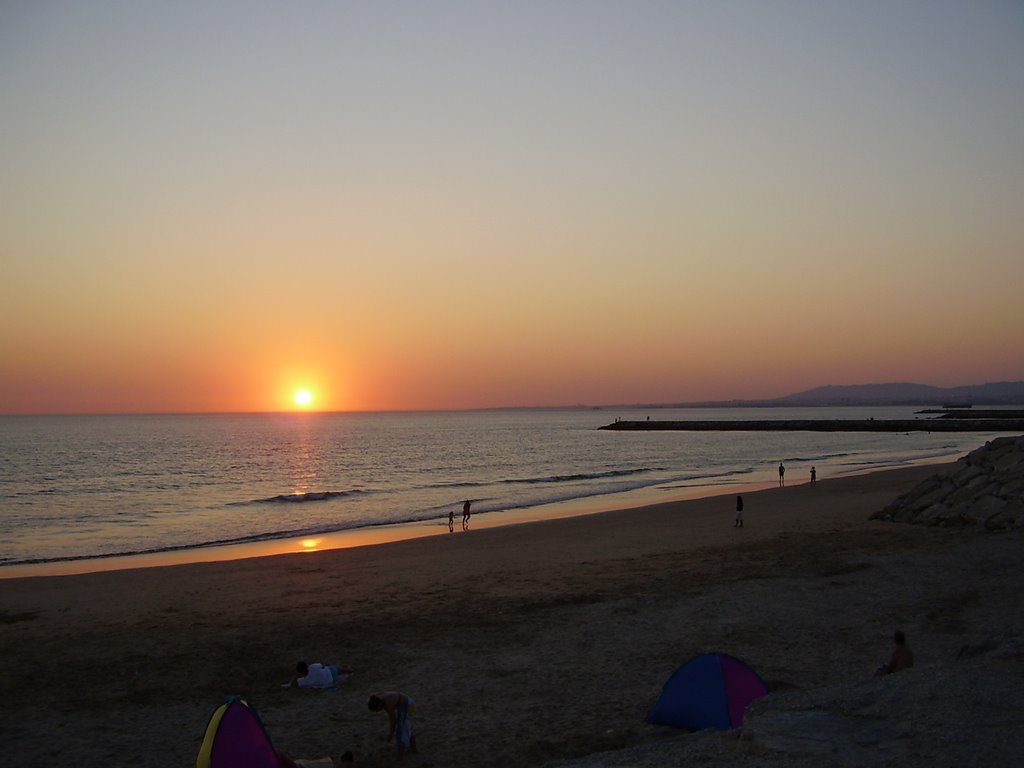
[646,652,769,730]
[196,696,284,768]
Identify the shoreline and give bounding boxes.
[0,456,948,580]
[0,478,774,579]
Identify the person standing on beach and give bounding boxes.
[462,499,472,530]
[734,495,744,527]
[448,510,454,533]
[368,691,418,758]
[810,466,817,486]
[778,462,786,487]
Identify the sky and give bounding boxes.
[2,1,1023,413]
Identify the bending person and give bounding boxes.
[368,691,418,758]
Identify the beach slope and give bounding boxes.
[2,464,1021,767]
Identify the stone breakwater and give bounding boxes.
[599,419,1024,432]
[873,435,1024,529]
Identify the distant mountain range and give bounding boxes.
[705,381,1024,407]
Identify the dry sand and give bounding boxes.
[2,464,1021,767]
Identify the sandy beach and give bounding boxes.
[2,463,1021,767]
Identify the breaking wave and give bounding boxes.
[427,467,662,490]
[234,489,376,505]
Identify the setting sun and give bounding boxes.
[294,389,314,407]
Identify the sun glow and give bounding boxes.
[294,389,314,408]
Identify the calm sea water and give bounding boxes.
[0,407,1000,570]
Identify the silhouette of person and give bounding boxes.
[810,466,817,486]
[875,630,914,675]
[448,510,454,533]
[734,495,744,527]
[368,691,418,758]
[778,462,786,487]
[462,499,472,530]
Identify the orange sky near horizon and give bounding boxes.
[2,3,1023,415]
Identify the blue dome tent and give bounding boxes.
[646,653,768,730]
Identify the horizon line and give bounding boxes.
[3,381,1021,418]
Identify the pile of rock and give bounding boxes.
[873,435,1024,528]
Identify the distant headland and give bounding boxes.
[597,381,1024,432]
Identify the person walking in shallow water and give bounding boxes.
[462,499,472,530]
[778,462,786,487]
[734,495,744,527]
[448,510,454,533]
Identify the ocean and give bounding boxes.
[0,407,1000,574]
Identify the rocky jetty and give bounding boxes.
[599,419,1024,432]
[873,435,1024,528]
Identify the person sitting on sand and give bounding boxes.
[286,661,353,689]
[276,750,355,767]
[368,691,418,758]
[875,630,914,675]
